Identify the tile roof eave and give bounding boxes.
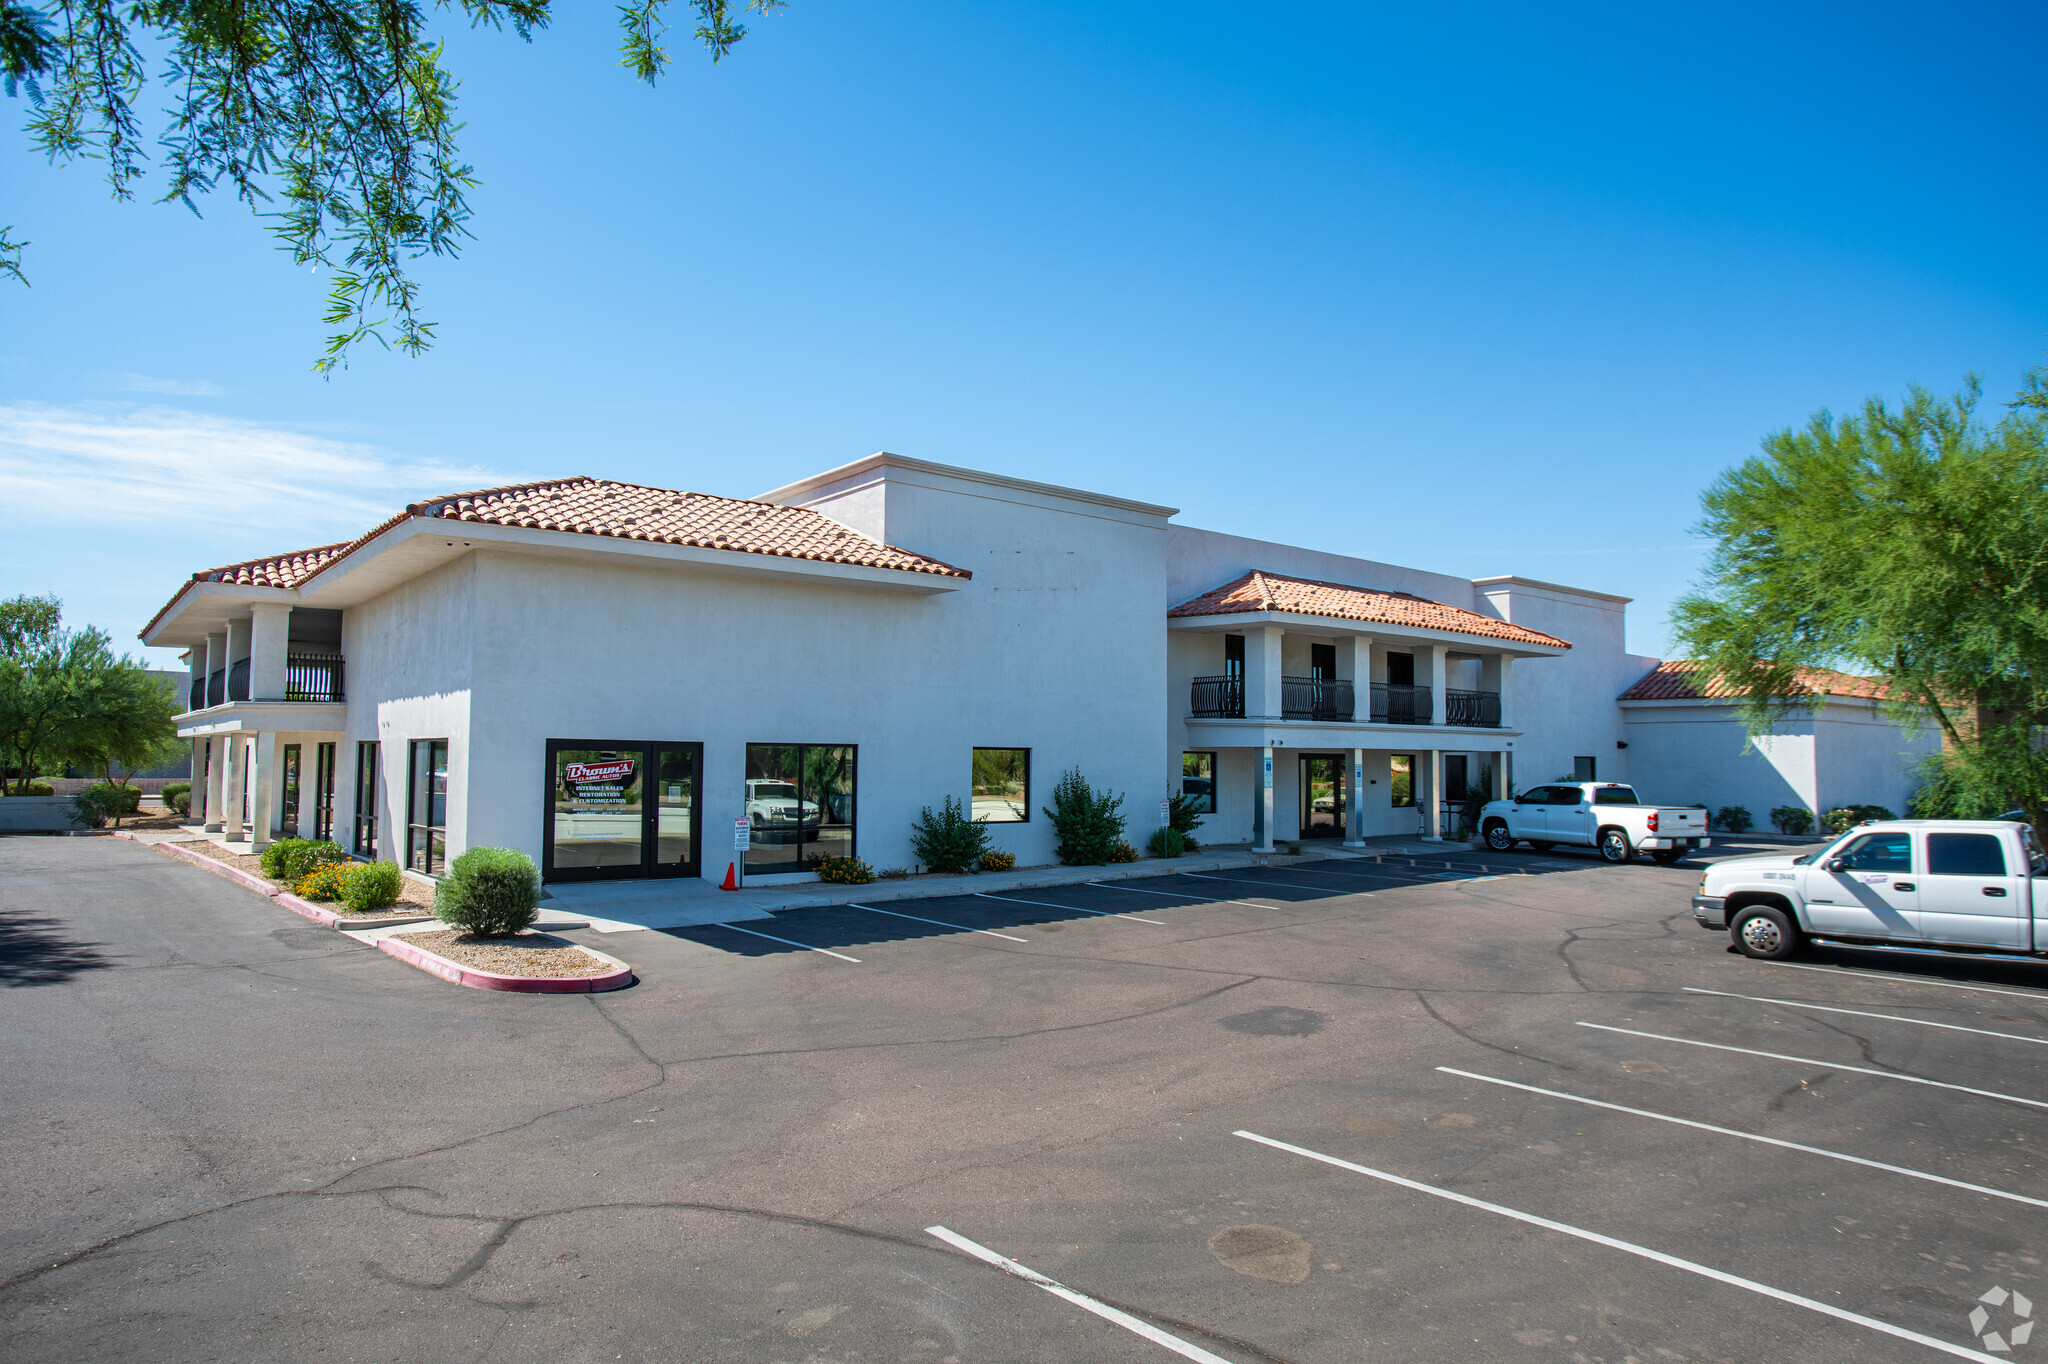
[1166,605,1571,650]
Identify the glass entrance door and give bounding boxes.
[1300,754,1344,839]
[543,740,703,882]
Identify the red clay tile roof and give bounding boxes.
[144,476,967,639]
[1619,659,1891,702]
[1168,570,1571,648]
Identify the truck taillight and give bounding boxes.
[1647,812,1659,832]
[1702,810,1710,831]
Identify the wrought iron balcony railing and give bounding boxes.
[1446,688,1502,727]
[285,652,346,703]
[1370,683,1431,725]
[1282,676,1354,722]
[1190,675,1246,718]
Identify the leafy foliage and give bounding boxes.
[1712,804,1752,834]
[434,846,538,935]
[1769,805,1815,835]
[1822,805,1897,835]
[295,860,354,901]
[909,794,990,874]
[977,849,1015,872]
[814,854,873,884]
[1145,826,1185,858]
[1,0,785,368]
[161,781,190,815]
[67,780,138,827]
[1673,375,2048,831]
[1165,792,1204,850]
[1105,838,1139,863]
[261,836,345,882]
[1043,768,1126,866]
[341,858,403,912]
[0,596,180,795]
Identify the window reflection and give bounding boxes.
[746,743,856,873]
[552,747,644,871]
[972,748,1029,822]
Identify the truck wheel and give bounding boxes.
[1598,828,1634,863]
[1731,905,1801,960]
[1650,848,1686,865]
[1483,821,1515,852]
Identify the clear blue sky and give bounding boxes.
[6,0,2044,667]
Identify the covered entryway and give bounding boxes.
[543,740,703,882]
[1299,754,1346,839]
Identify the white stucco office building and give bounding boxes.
[142,453,1932,886]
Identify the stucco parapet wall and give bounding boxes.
[755,451,1180,527]
[1469,575,1632,605]
[176,700,347,737]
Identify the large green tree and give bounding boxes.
[0,594,181,794]
[1,0,782,371]
[1672,374,2048,828]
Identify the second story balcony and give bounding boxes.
[1193,675,1502,728]
[187,652,345,712]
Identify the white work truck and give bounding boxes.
[1694,819,2048,960]
[1479,782,1711,863]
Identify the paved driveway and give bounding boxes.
[3,835,2045,1362]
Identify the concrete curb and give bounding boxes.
[376,932,633,994]
[152,838,285,900]
[131,833,436,931]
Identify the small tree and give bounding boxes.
[1166,793,1206,851]
[1043,768,1126,866]
[909,796,991,874]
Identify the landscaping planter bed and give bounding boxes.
[378,929,631,993]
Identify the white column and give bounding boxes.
[1245,626,1285,719]
[224,618,251,701]
[248,604,291,701]
[191,738,207,825]
[204,633,225,707]
[1337,635,1368,722]
[206,736,229,831]
[1344,746,1366,846]
[1423,748,1444,840]
[1493,654,1514,730]
[223,736,246,841]
[1428,644,1450,732]
[1494,751,1510,800]
[1257,744,1276,851]
[251,731,277,851]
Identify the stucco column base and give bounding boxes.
[1256,744,1276,852]
[1342,746,1366,846]
[250,731,277,853]
[1421,747,1445,841]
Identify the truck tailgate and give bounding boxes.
[1654,808,1708,836]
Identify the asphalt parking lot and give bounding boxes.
[4,834,2047,1363]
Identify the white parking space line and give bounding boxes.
[1576,1022,2048,1111]
[706,924,862,962]
[847,904,1029,943]
[1683,987,2048,1047]
[1231,1131,2002,1364]
[925,1226,1236,1363]
[1437,1067,2048,1211]
[1770,961,2048,1004]
[1087,882,1272,909]
[973,892,1166,924]
[1182,872,1369,894]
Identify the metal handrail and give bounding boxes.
[1190,675,1246,718]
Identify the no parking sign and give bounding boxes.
[734,816,750,851]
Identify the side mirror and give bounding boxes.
[1826,857,1850,873]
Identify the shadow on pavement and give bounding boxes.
[0,908,112,986]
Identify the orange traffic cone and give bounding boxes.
[719,862,738,891]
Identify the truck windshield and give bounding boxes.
[1795,832,1856,866]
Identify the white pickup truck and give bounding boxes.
[1479,782,1711,864]
[1695,818,2048,960]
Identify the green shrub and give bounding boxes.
[910,795,992,874]
[161,782,191,816]
[1822,804,1897,834]
[434,847,539,936]
[1713,805,1753,834]
[261,838,345,882]
[877,866,911,880]
[1044,768,1127,866]
[816,854,875,885]
[295,862,354,902]
[7,780,54,797]
[978,849,1016,872]
[68,782,140,828]
[1769,805,1815,835]
[342,860,404,914]
[1280,840,1302,855]
[1166,793,1205,851]
[1146,827,1186,858]
[1105,838,1140,863]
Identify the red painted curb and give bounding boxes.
[376,933,633,994]
[273,891,343,927]
[155,840,284,899]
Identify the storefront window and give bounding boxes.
[745,743,856,874]
[281,744,301,838]
[353,742,379,857]
[551,747,643,871]
[654,748,694,871]
[1390,755,1416,808]
[972,748,1029,822]
[313,742,336,842]
[1181,751,1216,814]
[407,739,449,875]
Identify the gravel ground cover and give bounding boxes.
[180,840,436,912]
[389,928,614,977]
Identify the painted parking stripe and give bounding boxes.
[1182,872,1367,894]
[847,904,1028,942]
[1437,1067,2048,1212]
[1087,883,1272,909]
[1770,961,2048,1004]
[973,892,1166,924]
[1683,987,2048,1047]
[706,923,861,962]
[1576,1022,2048,1111]
[925,1226,1235,1363]
[1232,1131,2002,1364]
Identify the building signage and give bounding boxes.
[565,759,635,785]
[734,816,750,851]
